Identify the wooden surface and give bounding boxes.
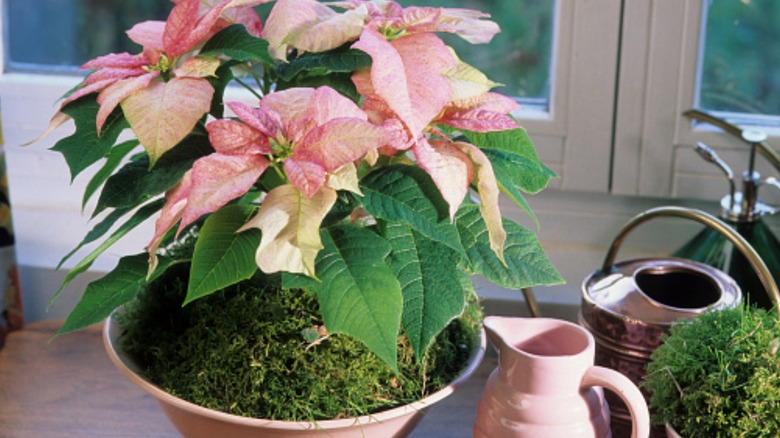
[0,321,180,437]
[0,320,495,438]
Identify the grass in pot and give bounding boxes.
[642,305,780,437]
[118,252,484,422]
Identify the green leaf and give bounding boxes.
[281,272,319,291]
[464,128,557,222]
[276,72,361,103]
[82,140,139,209]
[51,199,165,306]
[314,225,402,370]
[200,24,273,63]
[58,254,179,335]
[384,222,465,360]
[51,95,129,180]
[322,191,360,227]
[185,204,260,305]
[360,165,465,257]
[275,49,371,81]
[456,202,563,288]
[207,62,236,119]
[94,134,212,215]
[465,128,556,188]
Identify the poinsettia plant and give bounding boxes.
[40,0,562,369]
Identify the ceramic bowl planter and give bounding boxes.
[664,424,682,438]
[103,314,486,438]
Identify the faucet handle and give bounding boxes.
[760,177,780,216]
[763,176,780,190]
[694,141,719,162]
[743,129,769,144]
[694,142,734,180]
[694,142,736,210]
[743,129,769,176]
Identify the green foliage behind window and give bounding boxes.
[398,0,555,104]
[7,0,171,69]
[700,0,780,117]
[8,0,555,106]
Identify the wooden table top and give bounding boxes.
[0,320,495,438]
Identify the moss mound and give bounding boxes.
[117,265,482,422]
[643,305,780,437]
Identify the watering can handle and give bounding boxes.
[600,206,780,312]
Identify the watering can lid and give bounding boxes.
[581,256,742,326]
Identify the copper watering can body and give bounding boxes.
[579,206,780,437]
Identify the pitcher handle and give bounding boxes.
[582,366,650,438]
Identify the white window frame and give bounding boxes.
[612,0,780,201]
[519,0,623,193]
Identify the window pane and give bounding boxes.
[698,0,780,118]
[6,0,556,109]
[399,0,555,109]
[6,0,171,71]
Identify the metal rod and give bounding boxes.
[600,206,780,312]
[521,288,541,317]
[743,129,768,177]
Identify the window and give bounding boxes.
[698,0,780,119]
[612,0,780,200]
[6,0,171,71]
[8,0,780,319]
[396,0,556,110]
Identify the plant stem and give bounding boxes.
[233,77,263,100]
[250,65,269,96]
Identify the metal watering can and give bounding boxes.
[579,206,780,437]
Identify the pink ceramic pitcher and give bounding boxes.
[473,317,650,438]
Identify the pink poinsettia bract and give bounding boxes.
[59,0,270,162]
[147,86,393,274]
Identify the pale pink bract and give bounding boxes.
[148,86,392,268]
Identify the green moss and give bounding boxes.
[117,265,482,422]
[643,305,780,437]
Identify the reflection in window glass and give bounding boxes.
[6,0,555,109]
[7,0,171,71]
[399,0,555,109]
[699,0,780,118]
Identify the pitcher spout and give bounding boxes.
[483,316,595,394]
